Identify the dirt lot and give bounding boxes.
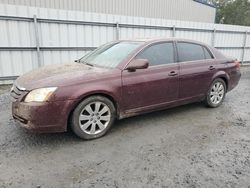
[0,67,250,188]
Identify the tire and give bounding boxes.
[71,95,116,140]
[205,78,226,108]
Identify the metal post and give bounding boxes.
[211,28,216,47]
[241,31,248,64]
[172,25,176,37]
[33,15,42,67]
[116,22,120,40]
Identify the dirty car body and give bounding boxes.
[11,38,241,138]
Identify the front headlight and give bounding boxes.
[24,87,57,102]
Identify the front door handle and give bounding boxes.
[209,66,215,70]
[168,71,178,76]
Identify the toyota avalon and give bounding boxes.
[11,38,241,139]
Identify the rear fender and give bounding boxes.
[209,71,229,92]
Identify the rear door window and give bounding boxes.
[135,42,175,66]
[177,42,205,62]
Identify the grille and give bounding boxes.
[10,84,27,102]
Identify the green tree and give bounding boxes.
[213,0,250,26]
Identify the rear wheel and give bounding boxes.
[71,96,116,140]
[205,78,226,108]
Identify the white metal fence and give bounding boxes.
[0,4,250,83]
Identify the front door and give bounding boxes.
[121,42,179,112]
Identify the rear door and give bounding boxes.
[176,41,215,99]
[121,42,179,112]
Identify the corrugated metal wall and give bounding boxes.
[0,0,216,23]
[0,4,249,84]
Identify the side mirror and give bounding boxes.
[74,59,80,63]
[126,59,149,72]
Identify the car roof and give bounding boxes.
[118,38,209,46]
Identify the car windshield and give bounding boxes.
[79,41,142,68]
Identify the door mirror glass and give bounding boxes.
[126,59,149,72]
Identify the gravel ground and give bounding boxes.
[0,67,250,188]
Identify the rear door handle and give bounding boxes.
[209,66,215,70]
[168,71,178,76]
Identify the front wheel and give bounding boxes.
[71,96,116,140]
[205,78,226,108]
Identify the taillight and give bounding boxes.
[235,60,241,69]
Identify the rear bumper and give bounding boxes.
[228,69,241,92]
[12,99,78,133]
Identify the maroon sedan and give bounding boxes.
[11,38,241,139]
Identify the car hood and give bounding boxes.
[15,63,110,90]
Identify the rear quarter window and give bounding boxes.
[203,47,213,59]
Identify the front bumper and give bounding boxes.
[12,99,78,133]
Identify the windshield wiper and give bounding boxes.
[84,62,93,67]
[80,60,94,67]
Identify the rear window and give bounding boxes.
[177,42,205,62]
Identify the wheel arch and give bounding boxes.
[67,92,120,130]
[211,71,229,91]
[218,76,228,91]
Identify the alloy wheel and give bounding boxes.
[78,102,111,135]
[210,81,225,105]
